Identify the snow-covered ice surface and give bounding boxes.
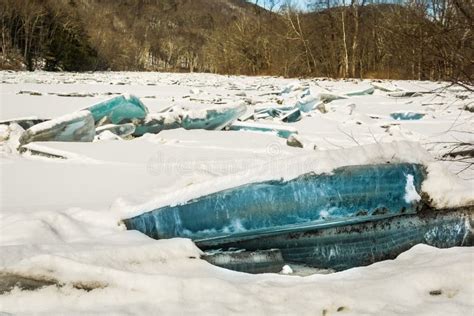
[1,71,473,315]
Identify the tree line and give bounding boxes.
[0,0,472,84]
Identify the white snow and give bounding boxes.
[404,174,422,203]
[0,71,473,315]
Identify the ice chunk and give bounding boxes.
[19,111,95,145]
[19,143,69,159]
[123,163,425,242]
[390,112,425,120]
[238,108,256,121]
[318,93,348,103]
[206,209,472,271]
[388,91,422,98]
[202,249,284,274]
[295,95,318,112]
[134,104,246,136]
[134,104,247,136]
[96,123,135,138]
[255,107,285,118]
[344,86,375,96]
[134,112,182,136]
[181,104,247,130]
[228,121,298,139]
[0,117,48,130]
[85,94,148,125]
[281,108,302,123]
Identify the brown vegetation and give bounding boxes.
[0,0,472,83]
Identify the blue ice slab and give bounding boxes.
[124,163,426,242]
[86,95,148,125]
[281,108,302,123]
[228,122,297,139]
[200,209,472,271]
[134,105,246,136]
[19,111,95,145]
[181,104,247,130]
[390,112,425,120]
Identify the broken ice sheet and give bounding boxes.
[209,209,471,271]
[134,104,247,136]
[133,112,182,136]
[228,121,298,139]
[123,163,425,242]
[254,107,285,118]
[181,104,247,130]
[19,110,95,145]
[85,94,148,125]
[281,108,302,123]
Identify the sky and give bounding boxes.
[252,0,309,11]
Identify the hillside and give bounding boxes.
[0,0,471,82]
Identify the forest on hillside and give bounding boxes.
[0,0,472,83]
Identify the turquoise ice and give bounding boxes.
[19,111,95,145]
[124,163,426,241]
[86,94,148,125]
[181,104,247,130]
[281,108,302,123]
[135,104,246,136]
[228,122,297,138]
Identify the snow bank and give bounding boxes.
[0,243,472,315]
[1,72,472,315]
